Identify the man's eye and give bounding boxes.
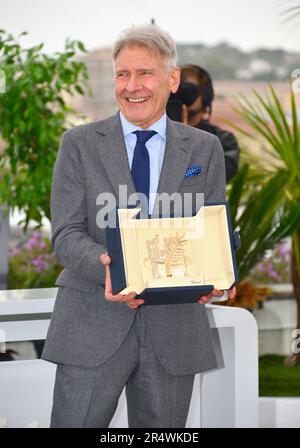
[141,71,152,76]
[117,73,127,78]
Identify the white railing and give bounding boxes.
[0,288,259,428]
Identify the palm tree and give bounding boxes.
[231,86,300,364]
[280,1,300,25]
[228,163,300,283]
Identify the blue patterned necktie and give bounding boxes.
[131,130,157,204]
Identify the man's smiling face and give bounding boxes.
[114,44,180,128]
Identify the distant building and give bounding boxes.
[250,59,272,75]
[68,48,117,122]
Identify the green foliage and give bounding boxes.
[228,164,300,281]
[0,30,89,228]
[259,355,300,396]
[228,86,300,281]
[8,231,62,289]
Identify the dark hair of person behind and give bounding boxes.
[180,64,214,116]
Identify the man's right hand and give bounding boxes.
[100,253,145,310]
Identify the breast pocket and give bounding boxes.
[179,175,205,192]
[178,176,205,215]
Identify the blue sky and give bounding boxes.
[1,0,300,53]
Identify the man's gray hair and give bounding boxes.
[112,24,177,69]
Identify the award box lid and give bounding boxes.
[105,202,239,305]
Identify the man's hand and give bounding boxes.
[100,253,145,310]
[198,287,236,305]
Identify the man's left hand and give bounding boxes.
[198,286,236,305]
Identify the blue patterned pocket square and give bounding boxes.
[184,163,202,177]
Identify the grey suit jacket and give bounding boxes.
[41,112,226,376]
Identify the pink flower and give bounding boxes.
[11,247,21,257]
[31,256,49,272]
[39,241,47,250]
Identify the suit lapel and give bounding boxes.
[95,113,136,200]
[155,117,192,198]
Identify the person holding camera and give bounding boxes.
[167,65,240,183]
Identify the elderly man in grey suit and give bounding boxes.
[42,24,236,428]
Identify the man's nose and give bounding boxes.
[126,74,142,92]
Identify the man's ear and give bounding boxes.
[170,67,180,94]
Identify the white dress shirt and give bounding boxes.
[119,111,167,214]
